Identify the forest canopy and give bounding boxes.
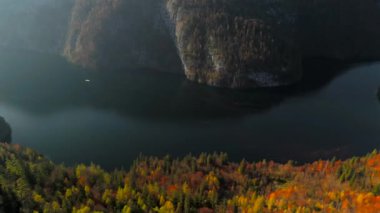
[0,143,380,212]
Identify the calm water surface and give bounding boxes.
[0,49,379,169]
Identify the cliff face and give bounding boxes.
[1,0,380,88]
[63,0,182,72]
[165,0,301,88]
[62,0,380,88]
[64,0,302,87]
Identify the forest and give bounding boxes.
[0,143,380,212]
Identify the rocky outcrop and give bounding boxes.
[165,0,301,88]
[63,0,380,88]
[1,0,380,88]
[63,0,182,72]
[0,117,11,143]
[64,0,302,87]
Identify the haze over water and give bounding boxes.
[0,49,379,169]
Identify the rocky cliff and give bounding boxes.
[64,0,302,87]
[165,0,301,88]
[0,0,379,88]
[63,0,182,72]
[59,0,380,88]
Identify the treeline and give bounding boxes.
[0,143,380,212]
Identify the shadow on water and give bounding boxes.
[2,48,380,169]
[0,116,12,143]
[0,48,354,122]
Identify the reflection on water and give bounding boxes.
[0,49,351,120]
[0,48,380,169]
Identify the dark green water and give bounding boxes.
[0,49,379,169]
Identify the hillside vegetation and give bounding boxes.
[1,144,380,212]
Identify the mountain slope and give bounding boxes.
[0,0,379,88]
[1,143,380,212]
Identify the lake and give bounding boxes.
[0,48,379,169]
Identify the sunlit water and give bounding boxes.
[0,49,379,169]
